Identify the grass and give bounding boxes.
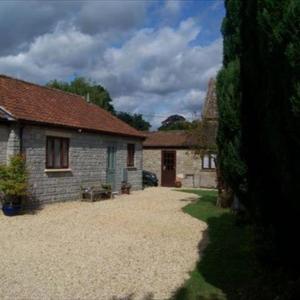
[172,189,257,300]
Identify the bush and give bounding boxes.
[0,155,28,204]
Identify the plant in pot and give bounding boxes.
[0,155,28,216]
[121,181,131,194]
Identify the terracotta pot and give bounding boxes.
[175,181,182,188]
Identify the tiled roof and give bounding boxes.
[143,124,217,149]
[143,131,196,148]
[0,75,145,138]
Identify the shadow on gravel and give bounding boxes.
[112,292,154,300]
[21,196,44,215]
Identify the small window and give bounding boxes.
[202,153,216,170]
[127,144,135,167]
[46,136,69,169]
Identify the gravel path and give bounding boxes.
[0,187,207,300]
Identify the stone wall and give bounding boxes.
[143,149,162,184]
[0,124,9,164]
[143,148,217,188]
[22,125,143,203]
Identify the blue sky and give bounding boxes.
[0,0,225,128]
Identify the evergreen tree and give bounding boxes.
[216,0,247,202]
[240,0,300,272]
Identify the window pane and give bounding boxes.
[54,138,61,168]
[203,154,210,169]
[47,138,53,167]
[46,137,69,169]
[127,144,135,167]
[211,154,217,169]
[62,139,69,167]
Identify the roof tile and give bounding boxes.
[0,75,144,138]
[143,131,195,148]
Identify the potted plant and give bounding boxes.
[121,181,131,194]
[0,155,28,216]
[175,181,182,188]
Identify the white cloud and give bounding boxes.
[164,0,182,15]
[0,27,102,82]
[88,18,222,128]
[0,0,148,55]
[0,6,223,129]
[77,1,148,34]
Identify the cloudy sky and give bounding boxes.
[0,0,224,128]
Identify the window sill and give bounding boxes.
[127,167,137,171]
[44,168,72,173]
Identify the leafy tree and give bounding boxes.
[47,77,115,113]
[158,115,197,131]
[116,112,151,131]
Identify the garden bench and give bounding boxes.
[80,182,112,202]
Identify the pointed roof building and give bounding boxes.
[202,78,218,121]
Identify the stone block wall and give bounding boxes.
[0,124,9,164]
[143,148,217,188]
[21,125,143,203]
[143,149,162,184]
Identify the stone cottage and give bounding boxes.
[0,75,144,203]
[143,78,218,188]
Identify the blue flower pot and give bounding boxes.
[2,203,22,216]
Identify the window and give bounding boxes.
[127,144,135,167]
[46,136,69,169]
[202,153,216,170]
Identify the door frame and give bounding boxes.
[161,150,176,187]
[106,144,117,191]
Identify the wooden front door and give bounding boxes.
[161,150,176,187]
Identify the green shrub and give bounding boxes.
[0,155,28,203]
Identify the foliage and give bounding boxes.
[101,183,112,191]
[116,112,151,131]
[47,77,115,113]
[0,155,28,202]
[172,189,257,300]
[240,0,300,272]
[218,0,300,289]
[161,114,186,126]
[158,115,197,131]
[47,77,153,130]
[216,0,247,200]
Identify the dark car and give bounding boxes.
[143,170,158,187]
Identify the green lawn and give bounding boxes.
[172,189,257,300]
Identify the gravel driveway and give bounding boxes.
[0,187,207,300]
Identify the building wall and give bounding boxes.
[143,149,162,184]
[21,125,143,203]
[0,124,9,164]
[143,148,217,188]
